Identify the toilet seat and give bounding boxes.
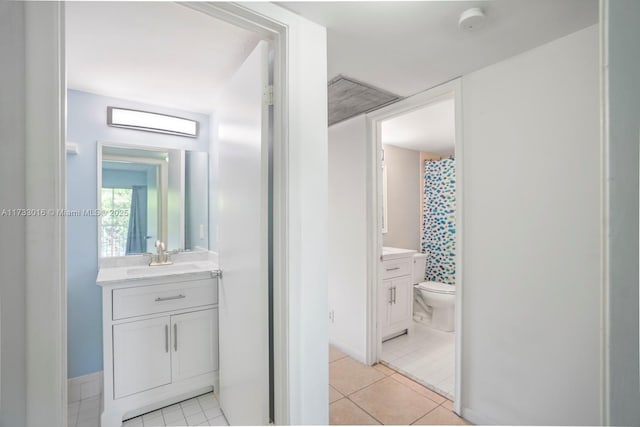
[416,281,455,295]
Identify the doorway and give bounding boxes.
[21,1,331,425]
[64,2,278,426]
[366,79,463,412]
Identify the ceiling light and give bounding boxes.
[107,107,199,138]
[458,8,486,31]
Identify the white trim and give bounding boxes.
[24,3,66,427]
[365,79,464,413]
[381,164,388,234]
[599,1,611,424]
[68,371,103,403]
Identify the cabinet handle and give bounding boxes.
[392,286,397,304]
[388,287,393,304]
[174,323,178,351]
[386,267,400,271]
[155,294,186,302]
[165,325,169,353]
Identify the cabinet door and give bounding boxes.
[113,316,171,399]
[389,276,412,326]
[171,308,218,382]
[379,279,393,336]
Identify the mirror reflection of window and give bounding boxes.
[100,187,132,257]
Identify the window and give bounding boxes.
[101,188,132,257]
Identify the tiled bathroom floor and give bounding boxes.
[67,392,228,427]
[381,321,456,399]
[69,340,459,427]
[329,345,468,425]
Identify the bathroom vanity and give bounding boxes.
[380,247,416,340]
[97,256,220,427]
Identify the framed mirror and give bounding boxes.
[98,142,209,257]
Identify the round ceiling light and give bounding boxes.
[458,7,486,31]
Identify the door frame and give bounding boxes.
[25,2,295,426]
[364,78,464,413]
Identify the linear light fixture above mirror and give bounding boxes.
[107,106,199,138]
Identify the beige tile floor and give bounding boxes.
[329,346,469,425]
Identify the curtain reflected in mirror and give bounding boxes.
[126,185,148,254]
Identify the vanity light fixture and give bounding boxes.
[107,107,199,138]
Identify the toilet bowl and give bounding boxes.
[411,253,456,331]
[415,281,455,331]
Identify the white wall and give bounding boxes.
[382,144,421,251]
[604,1,640,425]
[24,3,67,427]
[460,25,600,425]
[328,115,369,361]
[0,2,27,425]
[327,23,601,426]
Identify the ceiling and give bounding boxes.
[280,0,598,97]
[66,1,598,116]
[382,97,455,155]
[66,2,261,114]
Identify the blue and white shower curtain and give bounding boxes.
[421,158,456,285]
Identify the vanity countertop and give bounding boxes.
[382,246,417,260]
[97,260,220,286]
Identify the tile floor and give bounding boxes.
[329,345,468,425]
[68,396,102,427]
[67,392,228,427]
[69,343,460,427]
[381,320,455,399]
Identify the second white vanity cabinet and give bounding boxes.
[97,262,221,427]
[380,248,415,340]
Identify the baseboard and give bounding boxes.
[461,406,498,425]
[68,371,103,403]
[329,338,366,364]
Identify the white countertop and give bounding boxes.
[96,260,220,286]
[382,246,417,260]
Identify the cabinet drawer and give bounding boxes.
[382,259,411,279]
[113,278,217,320]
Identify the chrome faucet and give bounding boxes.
[150,240,173,266]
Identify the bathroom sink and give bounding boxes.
[126,263,200,276]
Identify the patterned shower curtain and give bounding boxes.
[421,158,456,285]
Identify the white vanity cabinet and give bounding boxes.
[98,264,220,427]
[380,248,415,340]
[112,308,218,399]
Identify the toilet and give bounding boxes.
[412,253,456,332]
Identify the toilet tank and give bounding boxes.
[412,253,428,284]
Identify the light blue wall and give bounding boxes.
[66,89,210,378]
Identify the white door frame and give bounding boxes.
[25,2,298,426]
[364,78,464,414]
